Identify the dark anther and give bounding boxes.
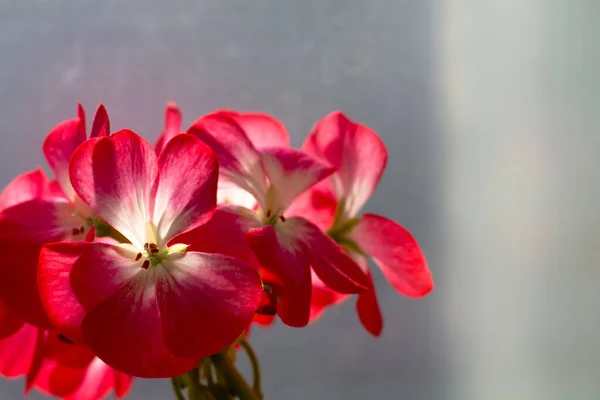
[71,228,79,236]
[143,243,149,251]
[279,215,286,222]
[256,288,278,316]
[141,260,150,269]
[266,209,271,218]
[135,252,142,261]
[79,226,85,234]
[57,333,74,345]
[150,248,159,254]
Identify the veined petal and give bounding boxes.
[284,217,369,293]
[155,102,182,154]
[173,205,262,269]
[261,147,335,211]
[69,130,157,248]
[81,269,198,378]
[156,252,262,359]
[153,134,218,246]
[221,110,290,149]
[188,112,269,209]
[245,225,312,327]
[38,242,141,342]
[0,168,54,210]
[304,111,388,218]
[90,103,110,138]
[43,110,86,200]
[350,214,433,297]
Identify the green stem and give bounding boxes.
[239,339,262,398]
[187,368,201,400]
[203,358,215,387]
[211,352,259,400]
[171,377,186,400]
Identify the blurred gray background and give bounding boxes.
[0,0,598,399]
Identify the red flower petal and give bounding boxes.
[0,241,55,328]
[38,242,140,343]
[245,225,312,327]
[222,111,290,149]
[153,134,218,244]
[0,168,53,210]
[155,102,182,154]
[188,112,269,209]
[69,130,158,248]
[156,252,262,359]
[286,187,338,232]
[261,147,335,211]
[308,271,349,323]
[113,370,133,398]
[284,217,369,293]
[80,270,199,377]
[0,189,76,327]
[351,214,433,297]
[0,301,23,338]
[356,268,383,337]
[304,111,388,218]
[174,205,262,268]
[0,323,38,378]
[43,108,87,200]
[89,103,110,138]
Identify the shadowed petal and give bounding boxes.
[261,147,335,211]
[188,112,269,209]
[284,217,368,293]
[245,225,312,327]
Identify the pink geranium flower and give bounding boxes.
[293,111,434,336]
[38,130,262,377]
[187,111,369,328]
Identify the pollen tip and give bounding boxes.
[141,260,150,269]
[135,252,142,261]
[279,215,286,222]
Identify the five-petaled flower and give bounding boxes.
[37,130,262,377]
[187,111,370,327]
[292,111,434,335]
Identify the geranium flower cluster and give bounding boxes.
[0,103,433,400]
